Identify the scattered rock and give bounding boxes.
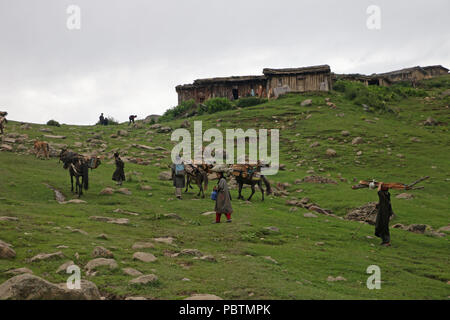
[184,294,223,300]
[341,130,350,137]
[100,188,114,195]
[303,213,318,218]
[97,234,108,240]
[301,99,312,106]
[56,261,75,274]
[125,296,147,300]
[263,256,278,264]
[132,242,155,250]
[0,274,101,300]
[30,251,64,262]
[352,137,364,145]
[406,224,427,234]
[264,226,280,233]
[129,274,158,285]
[327,276,346,282]
[116,188,132,195]
[117,130,128,137]
[43,135,66,140]
[153,237,175,245]
[85,258,118,273]
[158,171,172,181]
[299,175,337,184]
[423,117,437,126]
[133,252,157,263]
[326,149,337,157]
[5,268,33,276]
[0,216,19,221]
[89,216,129,225]
[122,268,143,277]
[345,202,395,225]
[92,246,114,258]
[396,193,414,200]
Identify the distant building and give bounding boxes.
[376,66,428,83]
[332,73,392,87]
[422,65,449,78]
[176,65,332,104]
[176,64,448,105]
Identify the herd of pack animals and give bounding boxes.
[1,111,273,201]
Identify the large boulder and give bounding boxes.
[0,274,100,300]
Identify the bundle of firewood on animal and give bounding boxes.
[59,148,102,197]
[184,161,212,198]
[229,161,272,201]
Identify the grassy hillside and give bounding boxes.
[0,76,449,300]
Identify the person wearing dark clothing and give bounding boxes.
[375,182,394,246]
[99,113,105,126]
[129,115,137,125]
[112,152,125,186]
[171,156,185,199]
[213,170,233,223]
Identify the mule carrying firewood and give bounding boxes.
[59,149,102,197]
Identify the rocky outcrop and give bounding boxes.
[0,274,100,300]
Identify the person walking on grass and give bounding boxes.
[171,155,185,200]
[213,169,233,223]
[374,181,394,246]
[128,115,137,125]
[112,152,125,186]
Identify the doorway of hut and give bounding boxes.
[232,88,239,100]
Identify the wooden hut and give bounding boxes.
[176,75,267,104]
[422,65,449,78]
[332,73,391,86]
[263,65,332,97]
[376,66,428,83]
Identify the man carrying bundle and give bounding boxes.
[373,182,394,247]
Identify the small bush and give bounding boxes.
[201,97,235,114]
[46,119,60,127]
[160,99,197,122]
[235,97,267,108]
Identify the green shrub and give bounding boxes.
[201,97,235,114]
[46,119,60,127]
[235,97,267,108]
[160,99,197,122]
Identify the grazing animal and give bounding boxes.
[0,112,8,134]
[184,163,210,198]
[59,149,102,197]
[34,140,50,159]
[231,164,272,201]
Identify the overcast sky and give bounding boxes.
[0,0,449,125]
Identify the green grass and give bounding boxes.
[0,76,449,300]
